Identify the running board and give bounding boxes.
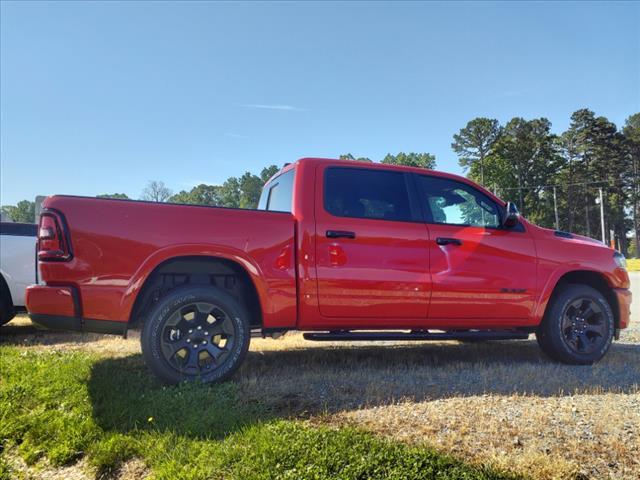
[303,330,531,342]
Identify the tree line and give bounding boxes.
[451,109,640,255]
[2,109,639,255]
[339,109,640,255]
[0,152,434,223]
[135,152,436,208]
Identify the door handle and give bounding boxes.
[326,230,356,239]
[436,237,462,246]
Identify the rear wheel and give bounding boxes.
[141,285,250,384]
[536,284,614,364]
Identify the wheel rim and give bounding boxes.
[561,297,607,354]
[160,301,237,376]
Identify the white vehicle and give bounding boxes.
[0,222,37,325]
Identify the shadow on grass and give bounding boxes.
[87,339,640,439]
[87,354,271,440]
[239,340,640,411]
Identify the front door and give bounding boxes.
[315,165,430,321]
[414,174,537,321]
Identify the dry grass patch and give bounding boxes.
[0,316,140,357]
[242,335,639,409]
[1,454,149,480]
[324,393,640,480]
[245,331,640,479]
[3,450,91,480]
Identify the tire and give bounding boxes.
[536,284,614,365]
[0,290,15,326]
[141,285,251,384]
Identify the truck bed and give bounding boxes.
[33,195,297,329]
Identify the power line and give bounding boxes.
[495,179,613,192]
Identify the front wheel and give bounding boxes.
[141,285,250,384]
[536,284,614,364]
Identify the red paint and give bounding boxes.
[34,199,297,327]
[27,158,631,333]
[427,224,537,322]
[26,285,77,317]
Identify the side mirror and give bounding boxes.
[503,202,520,228]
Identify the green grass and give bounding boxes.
[0,455,11,480]
[626,258,640,272]
[0,347,520,479]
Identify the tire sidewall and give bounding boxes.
[544,285,614,364]
[141,286,250,384]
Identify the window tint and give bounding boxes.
[258,168,295,212]
[417,176,501,228]
[324,167,413,222]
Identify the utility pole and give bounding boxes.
[553,186,559,230]
[599,187,606,244]
[585,203,591,237]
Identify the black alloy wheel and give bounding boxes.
[160,301,237,374]
[141,285,250,384]
[560,297,607,355]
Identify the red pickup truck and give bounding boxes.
[27,158,631,383]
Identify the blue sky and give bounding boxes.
[1,1,638,205]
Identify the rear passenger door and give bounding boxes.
[314,165,431,322]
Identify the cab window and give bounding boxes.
[258,169,295,212]
[416,175,501,228]
[324,167,413,222]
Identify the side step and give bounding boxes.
[303,330,531,342]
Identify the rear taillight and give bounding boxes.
[38,211,72,261]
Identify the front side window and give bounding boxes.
[258,168,295,212]
[416,175,501,228]
[324,167,413,222]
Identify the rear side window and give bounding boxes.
[324,167,413,222]
[258,168,295,212]
[416,175,501,228]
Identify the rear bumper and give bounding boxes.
[614,287,632,330]
[26,284,78,317]
[26,284,126,335]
